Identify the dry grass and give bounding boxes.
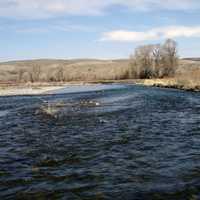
[0,58,199,92]
[174,68,200,90]
[135,66,200,91]
[0,59,130,82]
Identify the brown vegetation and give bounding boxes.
[0,59,131,83]
[175,68,200,91]
[129,39,178,79]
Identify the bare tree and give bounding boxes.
[152,44,162,77]
[55,66,65,82]
[132,45,155,78]
[161,39,178,77]
[130,39,179,79]
[17,69,26,82]
[28,65,41,82]
[46,71,55,82]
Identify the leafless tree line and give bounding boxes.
[17,65,66,83]
[130,39,179,79]
[16,64,131,83]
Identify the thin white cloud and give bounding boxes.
[0,22,93,34]
[0,0,200,19]
[101,26,200,42]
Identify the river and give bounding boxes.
[0,84,200,200]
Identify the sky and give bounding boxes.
[1,0,200,61]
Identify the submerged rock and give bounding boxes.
[39,103,60,118]
[37,100,101,118]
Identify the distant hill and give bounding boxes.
[0,59,130,82]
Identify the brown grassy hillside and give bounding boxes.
[0,59,130,82]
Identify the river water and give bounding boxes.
[0,84,200,200]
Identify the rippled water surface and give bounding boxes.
[0,84,200,200]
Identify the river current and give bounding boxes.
[0,84,200,200]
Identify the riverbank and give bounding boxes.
[89,78,200,92]
[134,78,200,92]
[0,85,64,96]
[0,82,90,96]
[0,78,199,96]
[0,58,199,96]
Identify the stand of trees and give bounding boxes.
[130,39,179,79]
[17,65,66,83]
[28,65,41,82]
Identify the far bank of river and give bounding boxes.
[0,78,199,96]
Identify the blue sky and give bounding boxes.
[1,0,200,61]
